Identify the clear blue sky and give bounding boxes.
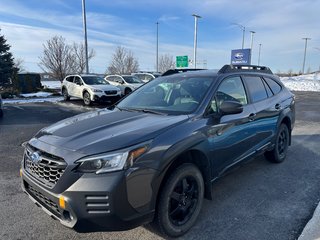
[0,0,319,74]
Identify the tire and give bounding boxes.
[265,124,289,163]
[154,163,204,238]
[62,88,70,101]
[124,88,132,95]
[83,91,91,106]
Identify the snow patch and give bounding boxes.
[3,97,63,104]
[20,91,53,98]
[280,73,320,92]
[41,80,61,90]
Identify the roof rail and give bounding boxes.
[162,68,205,76]
[218,64,273,74]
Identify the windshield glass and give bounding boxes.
[117,75,214,114]
[123,76,143,84]
[82,76,109,85]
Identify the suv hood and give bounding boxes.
[35,109,188,155]
[88,85,120,91]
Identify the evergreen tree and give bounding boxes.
[0,29,18,86]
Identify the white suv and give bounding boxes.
[105,75,144,95]
[62,74,121,106]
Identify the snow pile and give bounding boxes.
[280,73,320,92]
[20,91,53,98]
[41,80,61,90]
[3,97,63,104]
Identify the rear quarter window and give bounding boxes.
[264,77,282,95]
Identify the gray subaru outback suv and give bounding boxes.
[21,65,295,237]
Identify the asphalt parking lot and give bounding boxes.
[0,91,320,240]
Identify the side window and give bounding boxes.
[243,76,268,103]
[264,77,282,95]
[74,76,82,85]
[262,79,273,97]
[66,76,74,82]
[208,76,247,114]
[106,76,114,81]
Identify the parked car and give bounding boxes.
[21,65,295,237]
[132,72,161,83]
[0,94,3,117]
[105,74,144,95]
[61,74,121,106]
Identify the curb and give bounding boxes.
[298,202,320,240]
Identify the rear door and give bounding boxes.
[73,76,84,98]
[242,75,280,149]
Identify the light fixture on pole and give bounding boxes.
[258,43,262,66]
[302,37,311,74]
[192,14,201,69]
[232,23,245,49]
[156,22,159,72]
[82,0,89,74]
[250,31,256,64]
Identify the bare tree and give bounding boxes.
[39,36,74,81]
[107,46,139,74]
[14,58,26,73]
[39,36,96,81]
[158,54,175,73]
[71,42,95,74]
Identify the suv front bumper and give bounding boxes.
[21,167,156,232]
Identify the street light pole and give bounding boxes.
[250,31,255,64]
[232,23,245,49]
[82,0,89,74]
[156,22,159,72]
[192,14,201,69]
[258,43,262,66]
[302,37,311,74]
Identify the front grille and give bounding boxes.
[105,90,118,95]
[25,182,61,218]
[24,145,67,188]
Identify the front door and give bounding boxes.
[206,76,258,176]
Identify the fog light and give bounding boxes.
[59,196,66,209]
[20,169,22,177]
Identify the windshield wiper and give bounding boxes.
[140,109,167,115]
[117,107,167,115]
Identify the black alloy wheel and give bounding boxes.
[154,163,204,237]
[265,123,289,163]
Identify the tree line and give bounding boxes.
[0,31,176,87]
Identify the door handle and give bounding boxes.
[248,113,256,121]
[275,103,281,110]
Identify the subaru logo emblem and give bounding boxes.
[234,53,244,60]
[30,151,41,164]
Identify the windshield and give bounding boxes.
[82,76,109,85]
[117,75,214,114]
[123,76,143,84]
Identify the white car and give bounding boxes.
[132,72,161,83]
[105,75,144,95]
[61,74,121,106]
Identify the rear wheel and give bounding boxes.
[83,91,91,106]
[62,88,70,101]
[265,124,289,163]
[154,163,204,238]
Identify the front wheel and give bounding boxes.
[62,88,70,101]
[154,163,204,238]
[265,124,289,163]
[83,91,91,106]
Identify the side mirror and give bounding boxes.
[220,101,243,115]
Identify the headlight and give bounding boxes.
[92,89,102,92]
[75,145,149,174]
